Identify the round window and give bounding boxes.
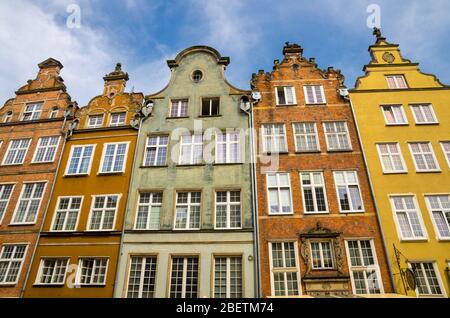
[192,70,203,83]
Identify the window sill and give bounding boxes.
[304,212,330,215]
[326,149,353,153]
[30,161,55,165]
[295,150,321,154]
[0,163,24,167]
[0,283,17,287]
[140,165,169,168]
[262,152,289,156]
[382,171,408,175]
[97,172,125,176]
[276,104,298,107]
[339,211,365,214]
[33,283,65,287]
[166,116,189,120]
[415,122,439,126]
[385,123,409,127]
[176,164,206,167]
[305,103,327,107]
[63,174,89,178]
[172,228,201,231]
[400,238,429,243]
[213,162,243,166]
[8,222,36,226]
[198,115,222,118]
[415,170,442,174]
[268,213,294,217]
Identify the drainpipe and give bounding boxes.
[20,98,71,298]
[348,98,397,293]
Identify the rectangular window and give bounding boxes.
[135,192,162,230]
[441,142,450,168]
[215,191,241,229]
[127,256,157,298]
[376,143,407,173]
[170,99,188,118]
[88,195,119,231]
[408,142,440,172]
[22,102,42,121]
[410,262,444,296]
[2,139,31,165]
[346,240,382,294]
[293,123,319,152]
[410,104,438,124]
[37,258,69,285]
[276,86,296,105]
[32,136,60,163]
[304,85,326,104]
[51,197,82,231]
[3,112,12,123]
[386,75,408,89]
[381,105,408,125]
[262,124,287,153]
[269,242,300,296]
[0,244,27,285]
[390,196,427,240]
[323,122,351,151]
[179,134,203,165]
[100,143,128,173]
[87,114,104,128]
[216,132,241,164]
[214,256,243,298]
[0,184,14,223]
[144,136,168,166]
[201,97,220,116]
[12,182,46,224]
[49,108,58,119]
[310,241,334,269]
[334,171,364,212]
[109,112,126,127]
[174,192,201,230]
[76,258,108,286]
[267,173,293,214]
[425,195,450,240]
[300,172,328,213]
[66,145,95,175]
[170,256,199,298]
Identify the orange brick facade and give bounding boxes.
[252,44,393,297]
[0,59,75,297]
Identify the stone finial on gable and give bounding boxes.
[103,63,129,96]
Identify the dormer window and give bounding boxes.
[109,112,126,127]
[201,97,220,116]
[386,75,408,89]
[3,111,12,123]
[87,114,104,128]
[275,86,296,105]
[49,107,58,119]
[22,103,42,121]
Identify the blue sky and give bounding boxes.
[1,0,449,106]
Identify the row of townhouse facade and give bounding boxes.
[0,29,449,298]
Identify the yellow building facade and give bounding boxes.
[24,64,143,297]
[349,29,450,297]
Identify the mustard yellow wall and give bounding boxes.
[350,39,450,297]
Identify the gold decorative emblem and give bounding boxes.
[382,52,395,63]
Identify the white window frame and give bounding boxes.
[293,122,320,152]
[424,195,450,241]
[87,114,104,128]
[323,121,352,151]
[303,85,326,105]
[173,192,201,230]
[134,192,162,230]
[65,144,96,176]
[1,138,31,166]
[310,240,335,270]
[262,124,288,154]
[213,256,243,298]
[214,190,242,230]
[440,141,450,169]
[31,136,60,163]
[86,194,121,231]
[126,255,158,298]
[22,102,42,121]
[49,107,58,119]
[168,256,199,298]
[376,143,408,173]
[170,99,189,118]
[275,86,297,105]
[178,134,203,165]
[268,241,301,297]
[386,75,408,89]
[410,104,438,124]
[408,261,446,298]
[0,243,28,285]
[408,142,441,172]
[35,257,69,286]
[215,131,241,164]
[75,257,109,286]
[266,173,293,215]
[344,239,384,295]
[98,142,129,174]
[380,105,408,125]
[109,112,126,127]
[333,171,364,213]
[300,172,329,214]
[143,135,169,167]
[389,195,428,241]
[50,196,83,232]
[0,183,15,224]
[3,111,12,123]
[10,182,47,225]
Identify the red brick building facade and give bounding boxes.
[252,44,393,297]
[0,59,75,297]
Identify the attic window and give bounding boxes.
[201,98,220,116]
[22,102,43,121]
[49,107,58,119]
[192,70,203,83]
[3,111,12,123]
